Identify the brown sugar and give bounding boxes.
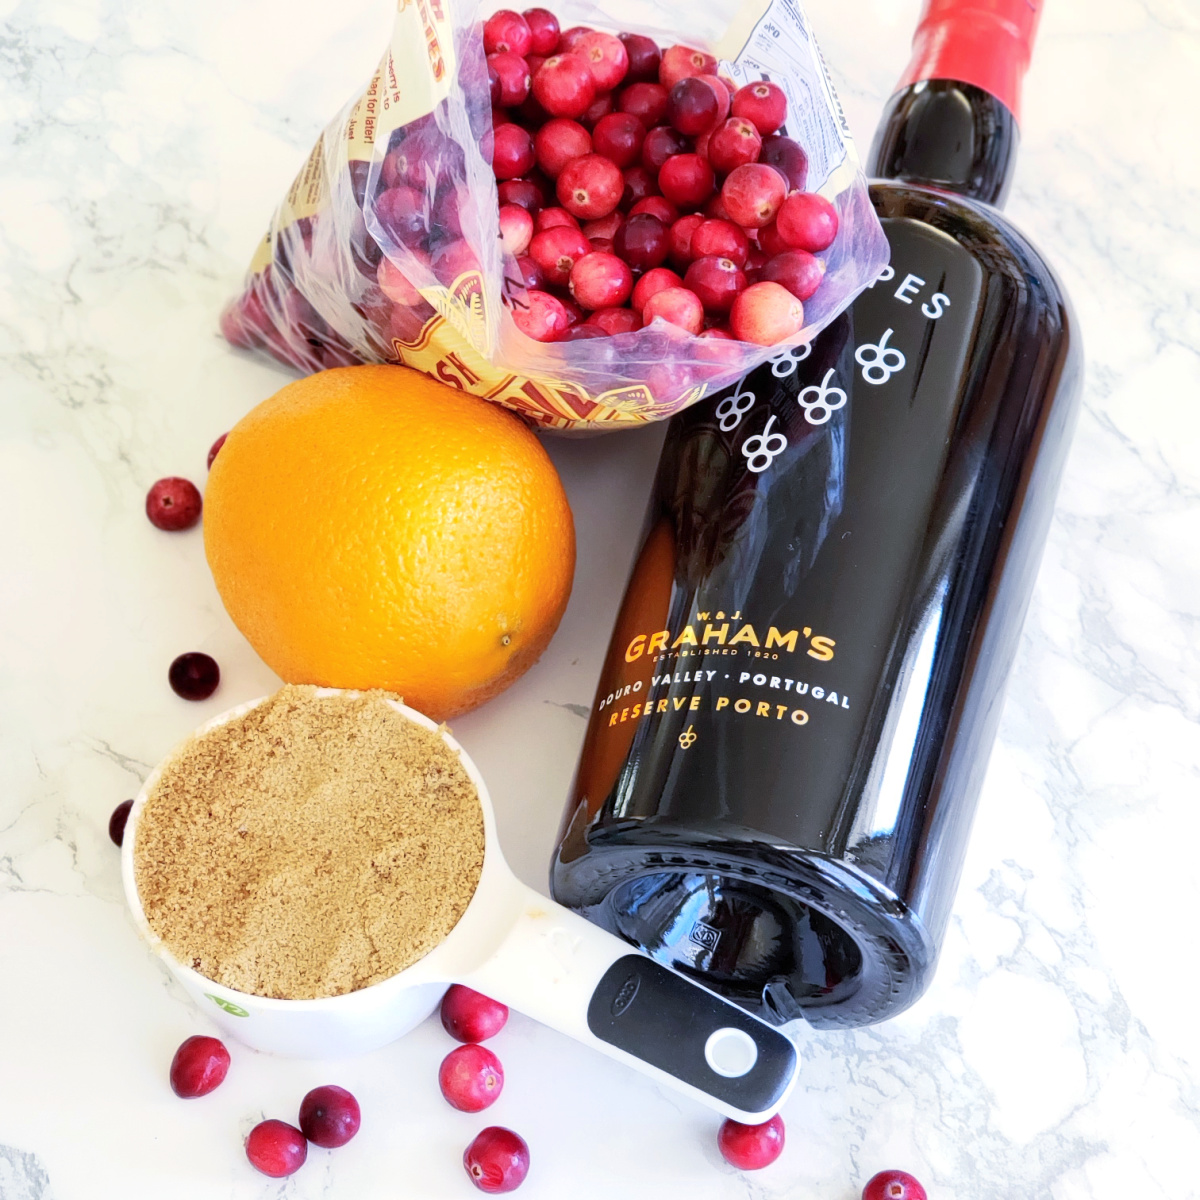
[133,686,485,1000]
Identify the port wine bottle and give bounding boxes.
[551,0,1081,1028]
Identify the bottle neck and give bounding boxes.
[867,0,1043,208]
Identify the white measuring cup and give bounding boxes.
[122,692,798,1122]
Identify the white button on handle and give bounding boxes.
[704,1027,759,1078]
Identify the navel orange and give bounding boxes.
[203,365,575,719]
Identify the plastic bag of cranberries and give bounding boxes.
[221,0,888,430]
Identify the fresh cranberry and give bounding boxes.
[492,123,535,180]
[775,191,839,252]
[697,74,732,123]
[621,165,660,208]
[575,30,628,92]
[496,177,543,212]
[464,1127,529,1194]
[704,191,734,221]
[168,652,220,701]
[431,238,481,286]
[206,433,228,470]
[512,289,573,341]
[108,798,133,846]
[533,54,596,119]
[169,1035,230,1098]
[558,25,593,51]
[246,1120,307,1178]
[434,184,475,236]
[643,286,705,334]
[529,225,590,286]
[667,77,719,137]
[439,1044,505,1112]
[557,154,623,219]
[582,211,624,241]
[668,212,705,268]
[685,255,747,314]
[587,237,613,254]
[659,44,717,89]
[375,185,428,248]
[535,206,579,231]
[499,204,534,256]
[760,134,809,191]
[640,125,688,172]
[730,280,803,345]
[522,7,559,55]
[514,254,543,289]
[146,477,201,531]
[691,218,749,266]
[619,33,660,83]
[646,361,698,403]
[488,51,531,106]
[570,251,633,309]
[619,81,668,128]
[629,195,678,224]
[700,326,735,340]
[484,10,532,56]
[717,1114,785,1170]
[297,1084,361,1148]
[581,90,615,127]
[731,81,787,136]
[721,163,786,228]
[613,213,669,271]
[489,63,503,106]
[524,52,546,78]
[592,112,644,169]
[559,295,585,324]
[762,249,824,301]
[709,117,762,174]
[746,243,768,272]
[659,153,715,209]
[559,323,608,341]
[534,118,591,177]
[586,306,642,334]
[862,1170,928,1200]
[631,266,682,311]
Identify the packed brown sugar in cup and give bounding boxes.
[134,686,485,1000]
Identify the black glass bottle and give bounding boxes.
[550,0,1081,1028]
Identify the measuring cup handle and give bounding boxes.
[459,881,798,1122]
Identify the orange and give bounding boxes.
[203,365,575,720]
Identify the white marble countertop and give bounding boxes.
[3,0,1199,1196]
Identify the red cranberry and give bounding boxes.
[246,1120,308,1178]
[775,191,839,252]
[146,477,201,531]
[697,74,732,124]
[717,1114,785,1170]
[535,206,579,231]
[512,289,573,341]
[862,1170,928,1200]
[642,286,704,334]
[169,1035,230,1098]
[488,51,531,106]
[685,255,747,314]
[761,249,824,301]
[484,10,532,56]
[631,266,682,311]
[575,31,628,92]
[524,52,546,78]
[514,254,543,289]
[586,306,642,334]
[619,81,669,128]
[614,213,669,271]
[582,211,624,241]
[499,204,534,256]
[492,124,535,180]
[758,219,790,257]
[659,44,716,89]
[570,251,633,309]
[559,295,584,324]
[168,652,220,701]
[109,798,133,846]
[529,225,590,285]
[489,63,503,105]
[760,134,809,191]
[557,154,623,219]
[746,243,768,272]
[559,323,608,340]
[641,125,688,172]
[558,25,593,51]
[721,163,786,228]
[709,117,762,174]
[522,7,559,55]
[619,33,660,83]
[731,81,787,136]
[629,195,678,224]
[496,177,543,212]
[581,90,615,126]
[431,239,481,286]
[646,361,698,403]
[700,326,735,340]
[620,165,659,208]
[463,1127,530,1194]
[534,118,591,177]
[659,153,715,209]
[375,185,428,248]
[691,218,749,266]
[533,53,596,119]
[206,433,228,470]
[440,1044,505,1112]
[704,190,734,221]
[730,280,803,344]
[667,77,719,137]
[298,1085,361,1148]
[592,112,644,169]
[668,212,705,268]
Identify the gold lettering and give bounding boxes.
[776,705,788,719]
[657,698,668,713]
[765,627,799,653]
[790,709,809,725]
[672,625,699,648]
[620,708,629,722]
[672,697,687,710]
[735,698,751,713]
[625,634,646,662]
[689,695,702,710]
[729,624,760,647]
[756,701,771,717]
[608,712,618,726]
[716,696,730,710]
[702,623,730,645]
[648,630,670,654]
[808,636,836,661]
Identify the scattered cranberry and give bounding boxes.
[168,652,220,701]
[614,213,669,271]
[631,266,682,311]
[691,218,749,267]
[496,177,543,212]
[298,1085,361,1148]
[439,1044,505,1113]
[708,117,763,174]
[722,163,787,228]
[529,224,590,286]
[582,211,624,242]
[862,1170,928,1200]
[499,204,534,256]
[761,134,809,191]
[668,213,705,268]
[522,7,559,56]
[514,254,543,289]
[587,306,642,334]
[463,1127,530,1194]
[145,477,202,531]
[592,112,644,169]
[581,90,615,126]
[206,433,228,470]
[246,1119,308,1178]
[629,195,678,224]
[659,44,716,89]
[619,81,669,128]
[619,33,661,83]
[169,1035,230,1098]
[730,280,803,344]
[441,985,510,1043]
[108,798,133,846]
[775,191,839,252]
[731,81,787,136]
[484,10,533,57]
[685,255,747,314]
[717,1114,785,1170]
[512,289,573,341]
[697,74,732,125]
[762,249,825,301]
[643,286,704,334]
[558,25,593,51]
[758,219,790,257]
[570,251,633,309]
[532,54,596,119]
[575,31,628,92]
[559,323,607,340]
[492,123,536,180]
[534,118,591,177]
[534,206,578,231]
[488,51,531,107]
[658,153,715,209]
[621,165,660,208]
[667,77,719,137]
[557,154,623,219]
[641,125,689,172]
